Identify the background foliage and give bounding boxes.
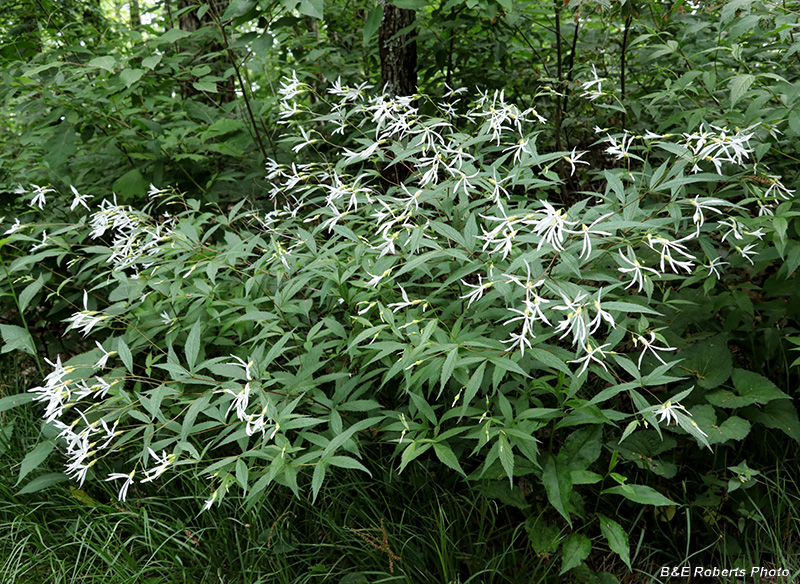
[1,0,799,582]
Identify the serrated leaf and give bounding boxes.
[543,455,573,524]
[185,320,202,371]
[118,339,133,373]
[16,441,55,486]
[498,435,514,485]
[730,73,755,108]
[680,334,732,389]
[560,533,591,574]
[559,425,602,471]
[598,514,631,569]
[603,484,674,506]
[434,442,466,476]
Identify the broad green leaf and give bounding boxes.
[0,324,36,356]
[690,405,751,445]
[141,55,161,70]
[193,80,218,93]
[560,533,591,574]
[88,56,116,72]
[120,68,144,88]
[440,346,458,391]
[157,28,192,44]
[16,441,55,486]
[680,334,732,389]
[741,400,800,444]
[181,393,212,441]
[298,0,323,19]
[603,484,674,506]
[542,455,572,524]
[559,425,602,471]
[598,514,631,569]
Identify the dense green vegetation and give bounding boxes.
[1,0,799,582]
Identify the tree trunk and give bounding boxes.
[378,2,417,96]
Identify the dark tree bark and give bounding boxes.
[378,1,417,97]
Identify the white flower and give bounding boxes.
[160,311,173,326]
[577,214,613,260]
[569,342,611,376]
[94,341,114,369]
[633,331,676,368]
[580,65,606,101]
[106,470,135,502]
[705,256,728,279]
[4,218,23,234]
[617,248,659,291]
[646,234,696,273]
[654,401,688,427]
[460,274,494,307]
[531,201,576,251]
[69,185,92,211]
[563,148,590,176]
[29,184,53,210]
[141,449,174,483]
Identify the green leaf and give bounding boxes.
[391,0,426,8]
[112,168,148,199]
[560,533,591,574]
[598,514,631,569]
[193,80,218,93]
[16,441,55,486]
[740,400,800,444]
[120,68,144,88]
[18,276,44,313]
[0,393,34,414]
[559,425,602,471]
[690,405,751,445]
[204,118,245,138]
[298,0,323,19]
[88,56,116,72]
[141,55,162,70]
[440,346,458,392]
[17,472,69,495]
[181,393,212,442]
[157,28,192,45]
[0,324,36,356]
[363,5,383,45]
[185,320,202,371]
[680,334,732,389]
[118,339,133,373]
[498,435,514,485]
[730,73,755,108]
[542,455,573,524]
[603,484,674,506]
[311,462,327,502]
[434,442,466,476]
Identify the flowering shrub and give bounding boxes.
[4,77,799,568]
